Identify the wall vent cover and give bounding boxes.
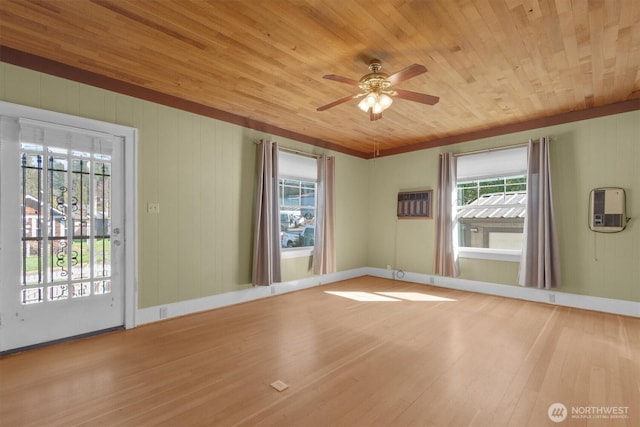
[589,187,627,232]
[397,190,432,219]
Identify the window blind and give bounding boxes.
[457,146,527,181]
[278,150,317,181]
[18,118,118,154]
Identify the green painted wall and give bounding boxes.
[2,63,637,305]
[0,63,369,308]
[367,111,640,302]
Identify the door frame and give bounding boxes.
[0,101,138,335]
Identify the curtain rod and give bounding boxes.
[279,146,322,159]
[256,140,322,159]
[453,141,529,157]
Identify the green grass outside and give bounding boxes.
[23,238,111,273]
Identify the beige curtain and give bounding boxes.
[312,155,336,275]
[434,152,460,277]
[252,140,281,286]
[518,137,560,288]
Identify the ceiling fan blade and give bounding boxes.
[317,94,358,111]
[394,89,440,105]
[386,64,427,85]
[322,74,360,86]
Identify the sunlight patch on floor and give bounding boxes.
[324,291,400,302]
[325,291,457,302]
[376,292,457,302]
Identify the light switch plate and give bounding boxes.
[147,202,160,214]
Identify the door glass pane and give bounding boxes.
[72,282,90,298]
[71,158,90,280]
[21,287,44,305]
[48,150,69,283]
[21,151,44,290]
[93,280,112,295]
[94,161,111,278]
[18,141,113,305]
[48,284,69,301]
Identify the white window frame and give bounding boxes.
[278,150,317,259]
[456,146,527,262]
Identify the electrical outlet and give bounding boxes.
[271,286,276,295]
[428,276,435,284]
[386,264,391,270]
[159,306,168,319]
[548,294,555,303]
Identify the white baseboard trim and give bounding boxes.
[136,266,638,326]
[135,267,369,326]
[366,267,639,318]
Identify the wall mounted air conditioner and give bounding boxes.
[589,187,627,232]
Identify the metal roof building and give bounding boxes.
[458,192,526,219]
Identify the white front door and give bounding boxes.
[0,114,127,352]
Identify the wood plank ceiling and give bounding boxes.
[1,0,639,158]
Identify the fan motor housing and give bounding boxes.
[359,60,391,92]
[359,74,390,92]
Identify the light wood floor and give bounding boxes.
[1,276,638,427]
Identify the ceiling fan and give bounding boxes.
[317,60,439,121]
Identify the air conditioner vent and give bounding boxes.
[397,190,432,219]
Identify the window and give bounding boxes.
[278,151,316,252]
[456,146,527,261]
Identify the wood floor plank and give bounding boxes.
[1,276,638,426]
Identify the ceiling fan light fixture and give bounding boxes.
[379,93,393,109]
[358,92,385,113]
[365,92,378,106]
[358,98,370,112]
[357,91,393,114]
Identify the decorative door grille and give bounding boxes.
[20,142,112,304]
